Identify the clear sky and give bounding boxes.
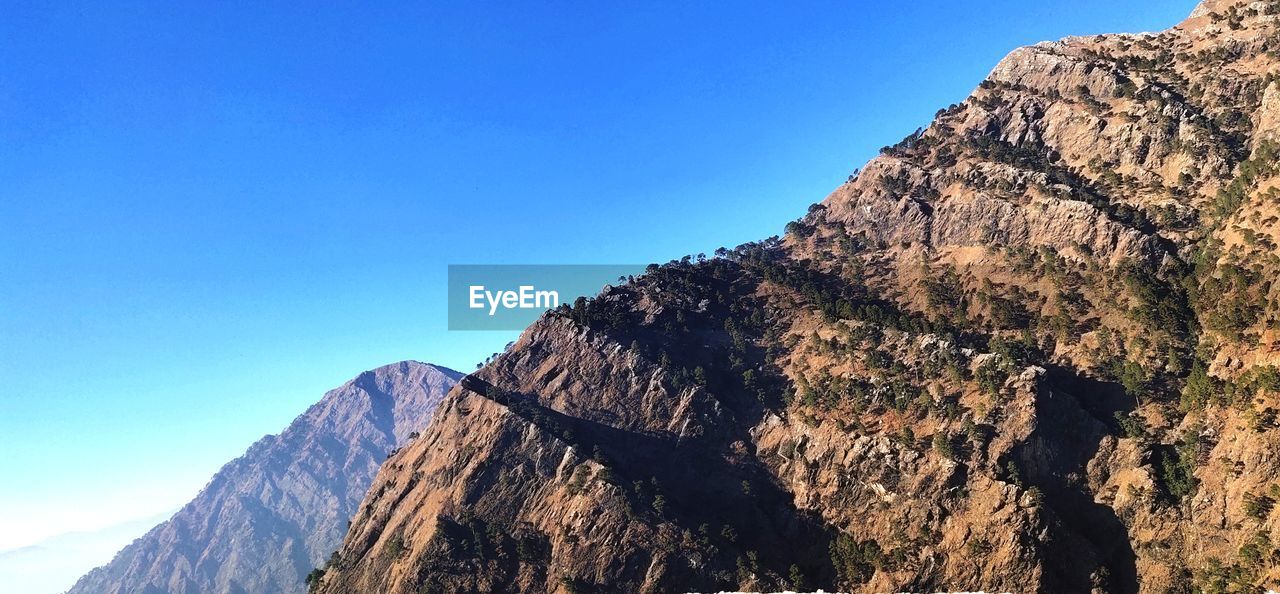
[0,0,1197,582]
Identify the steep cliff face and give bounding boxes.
[66,361,461,594]
[318,2,1280,592]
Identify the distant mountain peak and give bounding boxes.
[65,360,460,594]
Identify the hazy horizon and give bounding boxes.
[0,509,175,594]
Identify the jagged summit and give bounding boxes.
[349,361,465,443]
[364,359,463,381]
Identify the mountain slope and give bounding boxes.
[317,2,1280,592]
[66,360,462,594]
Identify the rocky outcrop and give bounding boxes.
[65,361,461,594]
[822,176,1164,266]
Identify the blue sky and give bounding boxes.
[0,0,1196,580]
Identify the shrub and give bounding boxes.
[1114,411,1146,439]
[975,358,1008,396]
[933,432,955,459]
[829,533,881,585]
[304,568,325,593]
[967,537,994,556]
[1182,364,1221,410]
[1156,437,1199,503]
[1243,492,1275,520]
[789,565,807,591]
[384,534,407,558]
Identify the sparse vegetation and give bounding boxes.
[1156,433,1200,504]
[830,533,881,586]
[384,534,407,558]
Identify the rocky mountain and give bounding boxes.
[66,361,462,594]
[314,2,1280,592]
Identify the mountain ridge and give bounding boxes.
[311,1,1280,592]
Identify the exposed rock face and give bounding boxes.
[317,1,1280,592]
[66,361,462,594]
